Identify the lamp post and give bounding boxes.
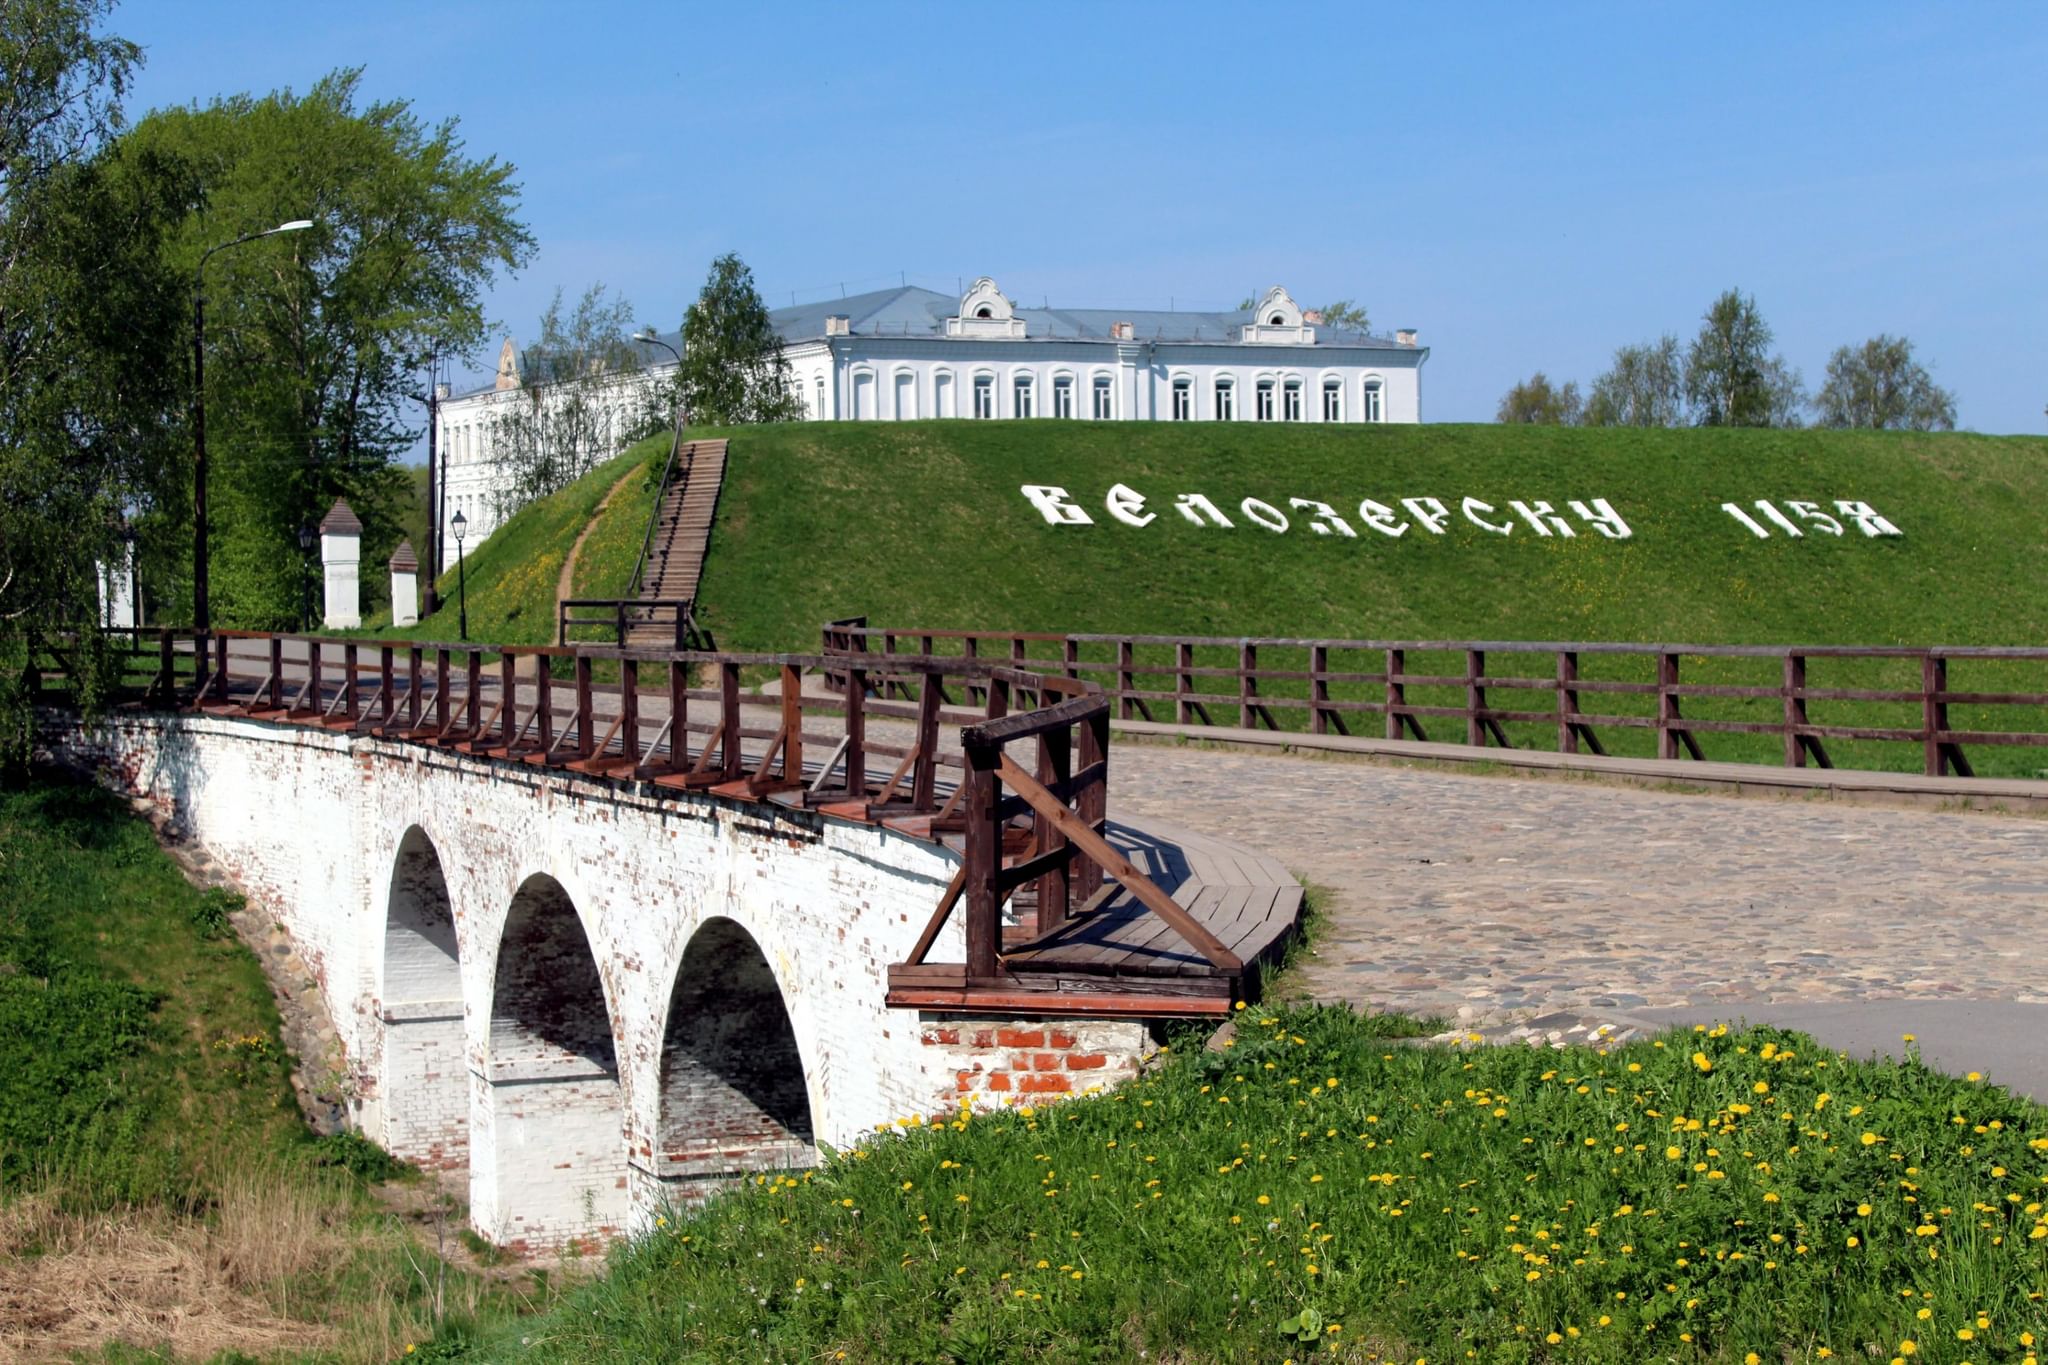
[451,507,468,642]
[192,218,314,634]
[296,522,315,632]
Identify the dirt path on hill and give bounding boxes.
[554,463,645,610]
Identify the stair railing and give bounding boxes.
[627,412,688,600]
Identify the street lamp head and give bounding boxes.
[272,219,315,234]
[297,523,315,552]
[632,329,655,342]
[451,508,467,543]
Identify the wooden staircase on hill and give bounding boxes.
[626,437,727,648]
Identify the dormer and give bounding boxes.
[946,277,1028,339]
[1240,286,1315,345]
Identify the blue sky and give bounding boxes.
[119,2,2046,431]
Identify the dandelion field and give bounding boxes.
[475,1006,2048,1364]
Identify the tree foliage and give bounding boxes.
[0,0,161,744]
[1583,335,1687,428]
[1684,288,1805,428]
[114,68,532,626]
[489,283,645,515]
[675,252,801,427]
[1496,372,1582,425]
[1313,299,1370,333]
[1814,334,1956,431]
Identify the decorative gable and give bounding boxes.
[946,277,1028,338]
[1240,286,1316,345]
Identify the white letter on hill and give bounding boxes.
[1289,498,1356,537]
[1400,497,1451,535]
[1020,485,1093,525]
[1510,500,1576,537]
[1358,500,1409,537]
[1240,498,1290,533]
[1568,498,1633,540]
[1462,498,1514,535]
[1173,493,1233,528]
[1106,483,1156,528]
[1784,500,1845,536]
[1834,500,1902,537]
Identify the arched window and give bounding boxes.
[934,370,956,418]
[975,305,993,319]
[1283,378,1303,422]
[1052,374,1075,419]
[1171,376,1193,421]
[1269,313,1286,326]
[814,375,826,419]
[1362,377,1384,423]
[1013,372,1035,418]
[972,373,995,419]
[894,370,917,420]
[853,369,877,420]
[1091,374,1114,420]
[1255,378,1276,422]
[1214,376,1236,421]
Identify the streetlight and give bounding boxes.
[192,218,314,634]
[450,507,469,642]
[296,523,315,632]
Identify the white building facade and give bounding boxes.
[434,279,1427,568]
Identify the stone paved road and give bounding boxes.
[1105,743,2048,1025]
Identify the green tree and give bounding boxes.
[1496,372,1582,425]
[1684,288,1805,428]
[115,68,532,626]
[1313,299,1370,333]
[1814,334,1956,431]
[1583,335,1687,427]
[489,283,645,514]
[0,0,176,747]
[675,253,802,427]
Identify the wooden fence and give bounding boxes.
[822,624,2048,780]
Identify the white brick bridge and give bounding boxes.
[41,633,1298,1251]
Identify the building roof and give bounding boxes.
[319,498,362,535]
[767,285,1413,349]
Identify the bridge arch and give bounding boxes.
[474,871,628,1249]
[648,915,817,1207]
[376,826,467,1169]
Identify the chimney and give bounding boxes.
[824,315,850,337]
[1396,328,1418,347]
[1110,320,1135,341]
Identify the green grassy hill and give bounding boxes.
[693,420,2047,650]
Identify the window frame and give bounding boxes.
[1214,376,1236,421]
[1255,377,1276,422]
[972,372,995,419]
[1013,372,1035,419]
[1091,373,1115,420]
[1282,377,1303,422]
[1170,376,1193,421]
[1362,377,1384,423]
[1052,373,1075,419]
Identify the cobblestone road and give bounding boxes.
[1106,743,2048,1026]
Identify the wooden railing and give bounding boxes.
[823,626,2048,780]
[43,628,1229,1014]
[557,596,705,648]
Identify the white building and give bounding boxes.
[434,279,1427,568]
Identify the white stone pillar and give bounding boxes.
[389,541,419,627]
[319,499,362,630]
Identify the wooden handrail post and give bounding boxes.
[464,651,481,734]
[620,658,640,765]
[433,649,449,733]
[1922,653,1947,777]
[1075,706,1108,905]
[343,644,360,722]
[1034,724,1073,934]
[379,645,396,727]
[498,651,517,748]
[406,646,423,729]
[1118,638,1136,721]
[1783,653,1806,767]
[213,633,229,701]
[717,659,741,779]
[1557,650,1578,754]
[1239,641,1259,729]
[961,636,981,704]
[575,654,594,758]
[158,631,175,705]
[843,663,867,797]
[669,658,689,768]
[963,741,1002,980]
[534,653,554,752]
[1176,640,1195,724]
[1464,649,1486,748]
[1385,647,1405,740]
[780,663,804,783]
[267,636,284,711]
[1063,636,1079,680]
[1310,643,1329,735]
[911,671,942,809]
[1656,651,1679,761]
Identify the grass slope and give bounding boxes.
[361,435,670,645]
[462,1006,2048,1363]
[693,420,2048,650]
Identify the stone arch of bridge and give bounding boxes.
[650,914,818,1206]
[476,871,629,1248]
[376,825,467,1170]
